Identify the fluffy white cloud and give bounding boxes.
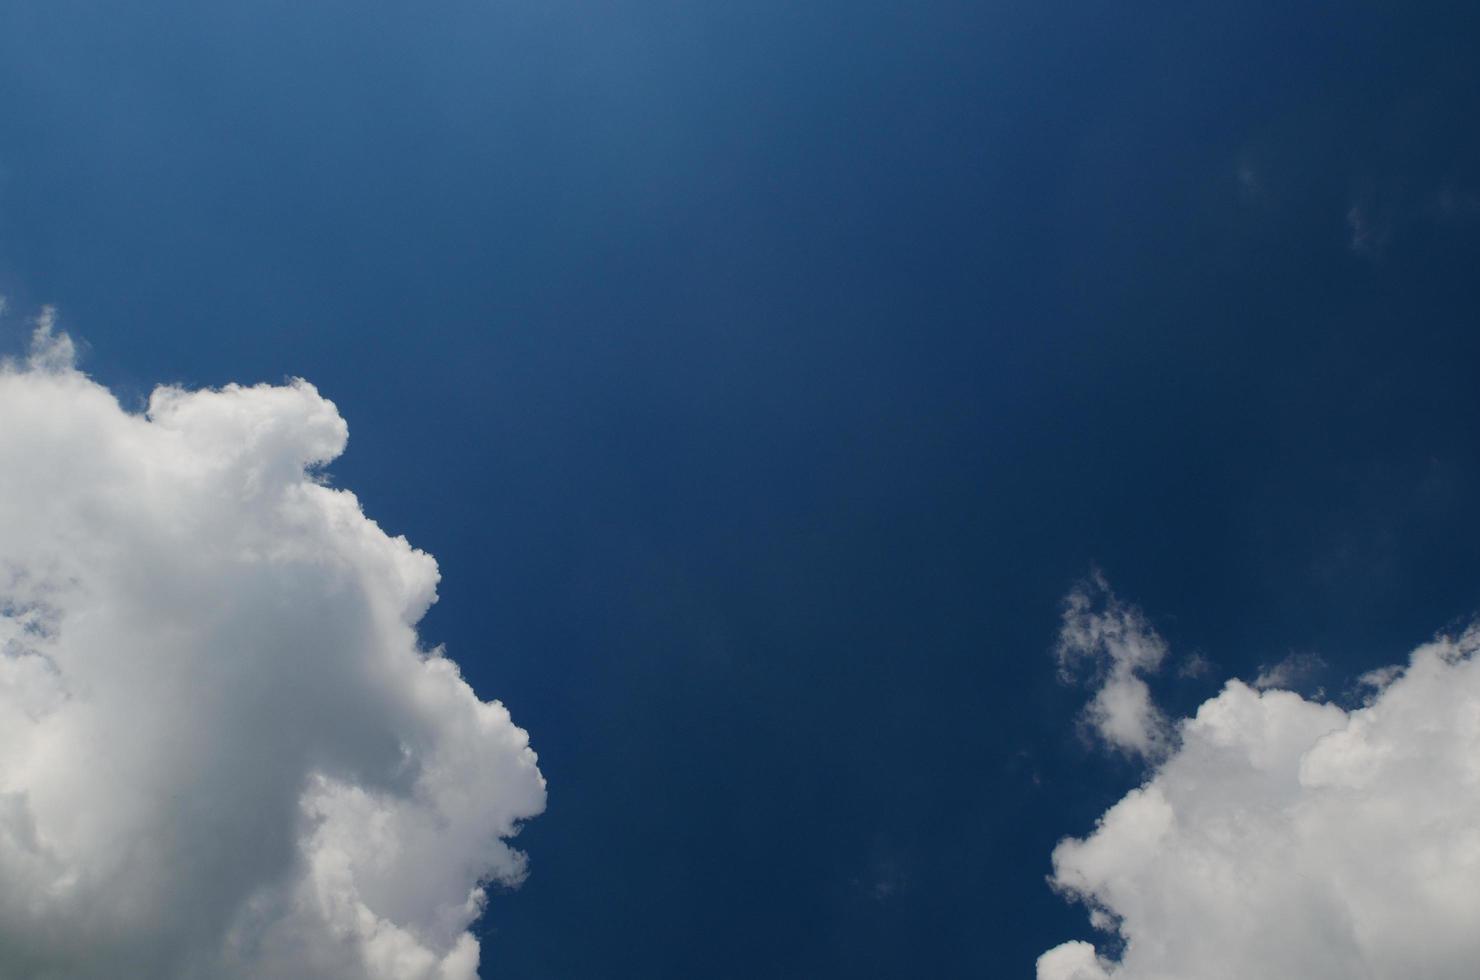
[1055,573,1170,759]
[1042,595,1480,979]
[0,320,545,979]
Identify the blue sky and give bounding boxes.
[4,1,1480,977]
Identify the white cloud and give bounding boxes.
[0,319,545,978]
[1055,573,1170,759]
[1037,940,1109,980]
[25,305,74,373]
[1041,600,1480,979]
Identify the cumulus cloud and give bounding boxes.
[1040,595,1480,979]
[0,318,545,979]
[1055,573,1170,759]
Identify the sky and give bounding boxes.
[4,1,1480,977]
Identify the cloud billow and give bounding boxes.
[0,320,545,979]
[1043,580,1480,980]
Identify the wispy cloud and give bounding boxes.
[1253,650,1326,692]
[1054,572,1171,760]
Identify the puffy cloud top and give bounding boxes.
[0,323,545,979]
[1042,590,1480,979]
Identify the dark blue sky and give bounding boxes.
[4,1,1480,975]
